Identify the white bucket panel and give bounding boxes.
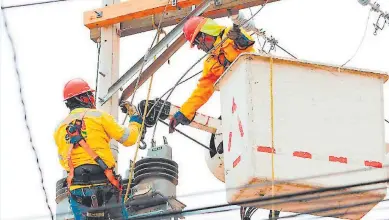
[215,53,389,219]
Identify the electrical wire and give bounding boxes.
[128,0,171,106]
[158,119,215,152]
[21,166,389,220]
[1,8,54,220]
[123,177,389,220]
[308,201,389,219]
[95,42,101,97]
[150,0,270,142]
[145,70,202,118]
[268,197,389,220]
[339,8,372,68]
[123,15,169,202]
[121,0,172,125]
[0,0,90,9]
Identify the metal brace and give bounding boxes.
[373,13,387,35]
[214,0,222,6]
[94,10,103,18]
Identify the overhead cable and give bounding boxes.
[124,177,389,220]
[95,42,101,97]
[267,197,389,220]
[339,8,372,68]
[1,0,90,9]
[1,8,54,220]
[145,70,202,118]
[24,167,389,220]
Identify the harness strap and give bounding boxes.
[65,111,122,192]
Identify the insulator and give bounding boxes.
[358,0,370,6]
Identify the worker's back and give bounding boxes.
[54,108,120,171]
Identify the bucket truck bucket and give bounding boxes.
[213,53,389,219]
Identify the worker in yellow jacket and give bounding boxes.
[169,16,256,133]
[54,78,143,220]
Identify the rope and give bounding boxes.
[269,56,276,219]
[121,0,171,125]
[1,8,54,220]
[123,24,165,203]
[128,0,171,106]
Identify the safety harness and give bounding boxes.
[65,113,122,192]
[216,28,255,69]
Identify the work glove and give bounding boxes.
[120,101,139,117]
[227,24,242,41]
[168,111,192,133]
[227,24,255,50]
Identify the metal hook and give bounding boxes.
[139,140,147,150]
[373,13,387,35]
[163,136,168,145]
[150,139,157,148]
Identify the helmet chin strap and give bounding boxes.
[86,93,96,109]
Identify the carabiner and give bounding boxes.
[139,140,147,150]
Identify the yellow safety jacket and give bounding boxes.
[53,108,141,190]
[180,26,256,120]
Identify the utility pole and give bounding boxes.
[95,0,121,172]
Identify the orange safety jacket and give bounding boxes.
[53,108,141,190]
[180,26,256,120]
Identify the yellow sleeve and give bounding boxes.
[101,112,141,147]
[180,57,225,120]
[53,126,68,171]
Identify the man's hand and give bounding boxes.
[169,111,192,133]
[227,24,241,41]
[120,101,139,116]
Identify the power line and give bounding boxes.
[126,177,389,220]
[270,197,389,220]
[309,202,389,219]
[19,166,389,220]
[145,70,202,118]
[1,0,76,9]
[339,7,372,68]
[1,8,54,220]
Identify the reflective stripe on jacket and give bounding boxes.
[54,108,141,172]
[180,26,256,120]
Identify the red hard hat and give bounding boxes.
[183,16,206,47]
[63,78,95,100]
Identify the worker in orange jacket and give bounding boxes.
[169,16,256,133]
[54,78,144,220]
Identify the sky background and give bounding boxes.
[1,0,389,219]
